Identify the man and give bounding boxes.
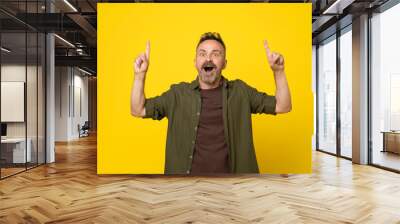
[131,32,291,174]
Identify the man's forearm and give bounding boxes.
[132,41,150,117]
[274,70,292,113]
[131,75,146,117]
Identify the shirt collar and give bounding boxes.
[190,75,228,90]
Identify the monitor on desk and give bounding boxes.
[1,123,7,138]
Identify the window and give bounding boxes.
[371,2,400,171]
[339,27,352,158]
[317,35,337,154]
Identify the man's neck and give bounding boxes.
[199,76,223,90]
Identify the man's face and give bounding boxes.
[195,39,227,86]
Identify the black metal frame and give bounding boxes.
[336,25,341,158]
[315,44,319,151]
[367,9,373,167]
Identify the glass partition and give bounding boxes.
[0,1,46,179]
[1,30,28,177]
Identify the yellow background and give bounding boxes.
[98,3,312,174]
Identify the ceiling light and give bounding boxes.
[63,0,78,12]
[1,47,11,53]
[322,0,355,15]
[77,67,93,76]
[54,34,75,48]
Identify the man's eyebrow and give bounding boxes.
[197,49,223,53]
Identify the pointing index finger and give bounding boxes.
[264,40,271,57]
[145,41,150,60]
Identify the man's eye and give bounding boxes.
[212,52,221,57]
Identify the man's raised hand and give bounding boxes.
[134,41,150,79]
[264,40,284,73]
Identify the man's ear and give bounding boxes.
[223,59,227,69]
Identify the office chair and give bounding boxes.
[79,121,90,138]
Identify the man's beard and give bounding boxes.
[199,61,221,85]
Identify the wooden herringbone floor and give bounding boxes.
[1,134,400,224]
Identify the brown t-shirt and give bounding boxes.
[190,83,230,174]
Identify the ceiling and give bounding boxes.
[0,0,97,74]
[0,0,393,75]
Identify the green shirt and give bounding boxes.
[143,76,276,174]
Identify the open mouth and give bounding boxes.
[203,66,215,72]
[202,62,216,73]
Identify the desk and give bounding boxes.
[381,131,400,154]
[1,138,31,163]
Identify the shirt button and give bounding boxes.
[192,140,195,144]
[196,112,200,116]
[194,127,197,131]
[189,155,193,159]
[186,170,190,174]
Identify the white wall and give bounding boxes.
[1,65,38,138]
[55,67,89,141]
[1,82,25,122]
[72,72,89,138]
[55,66,70,141]
[1,65,26,130]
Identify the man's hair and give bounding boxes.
[196,32,226,51]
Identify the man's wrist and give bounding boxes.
[134,72,146,81]
[272,69,285,76]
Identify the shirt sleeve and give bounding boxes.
[240,80,277,115]
[142,86,176,120]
